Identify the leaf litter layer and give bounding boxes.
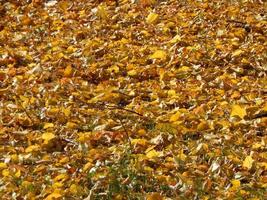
[0,0,266,199]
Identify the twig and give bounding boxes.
[252,112,267,119]
[112,90,133,97]
[226,19,247,25]
[104,103,144,117]
[75,97,145,118]
[61,138,78,146]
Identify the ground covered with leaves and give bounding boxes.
[0,0,266,199]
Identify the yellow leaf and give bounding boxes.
[2,169,9,177]
[53,182,63,189]
[97,5,108,20]
[232,49,244,57]
[0,162,7,169]
[59,157,69,164]
[62,106,71,117]
[33,165,46,173]
[57,52,66,59]
[21,181,31,188]
[79,10,86,17]
[42,132,55,143]
[47,108,59,114]
[169,111,181,122]
[177,66,190,72]
[10,154,19,163]
[69,184,79,194]
[54,173,68,182]
[64,65,73,77]
[66,46,77,54]
[146,12,158,24]
[15,170,21,178]
[146,149,162,159]
[234,28,246,38]
[167,89,176,97]
[19,95,29,102]
[241,58,249,64]
[83,162,93,172]
[140,30,149,37]
[78,133,87,143]
[230,179,241,191]
[20,95,29,108]
[150,50,167,60]
[230,104,247,119]
[43,123,54,129]
[252,143,262,150]
[169,34,181,43]
[66,122,77,129]
[127,69,137,76]
[45,191,62,200]
[197,120,210,131]
[131,139,148,146]
[25,144,40,153]
[144,166,154,172]
[120,38,129,44]
[243,156,254,170]
[107,65,120,73]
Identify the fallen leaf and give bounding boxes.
[197,120,210,131]
[43,123,54,129]
[54,173,68,182]
[0,162,7,169]
[150,50,167,60]
[42,132,56,144]
[169,111,181,122]
[2,169,10,177]
[146,149,162,159]
[177,66,190,73]
[167,89,176,97]
[69,184,79,194]
[107,65,120,73]
[66,122,77,129]
[232,49,244,57]
[243,155,254,170]
[15,170,21,178]
[230,104,247,119]
[45,190,62,200]
[62,106,71,117]
[97,4,108,20]
[131,139,148,146]
[169,34,181,43]
[25,144,40,153]
[146,12,158,24]
[128,69,137,76]
[230,179,241,191]
[64,65,73,77]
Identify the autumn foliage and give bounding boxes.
[0,0,266,199]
